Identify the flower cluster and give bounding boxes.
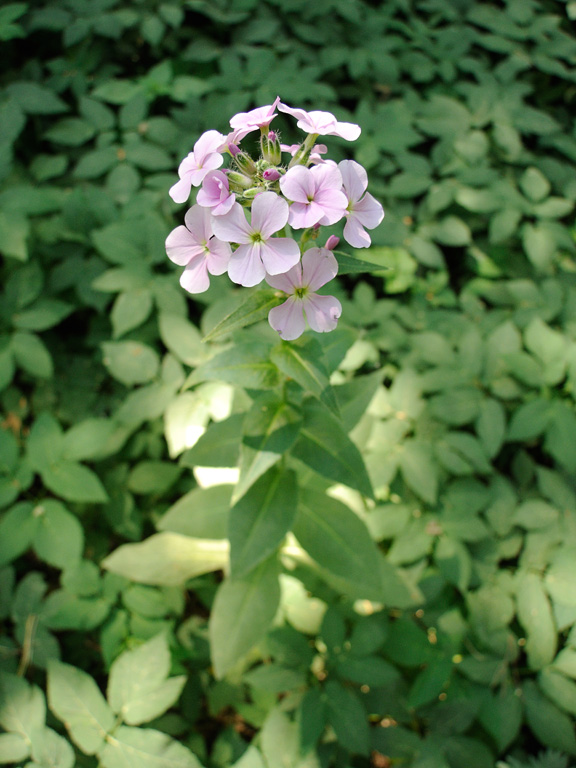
[165,98,384,340]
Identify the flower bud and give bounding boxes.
[262,168,281,182]
[261,130,282,165]
[227,170,254,190]
[242,187,262,200]
[325,235,340,251]
[233,149,257,177]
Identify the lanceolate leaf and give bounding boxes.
[185,341,279,390]
[210,554,281,678]
[291,399,374,499]
[333,250,389,275]
[203,289,283,343]
[99,726,203,768]
[270,338,338,415]
[234,393,301,502]
[229,466,297,577]
[293,488,382,598]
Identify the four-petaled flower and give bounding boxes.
[266,248,342,341]
[339,160,385,248]
[197,170,235,216]
[169,130,225,204]
[278,102,361,141]
[229,96,281,142]
[212,192,300,287]
[280,164,348,229]
[165,205,231,293]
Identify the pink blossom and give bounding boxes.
[169,130,226,204]
[280,164,348,229]
[281,143,329,165]
[266,248,342,340]
[165,205,231,293]
[278,103,361,141]
[211,192,300,287]
[262,168,281,182]
[339,160,384,248]
[324,235,340,251]
[229,97,281,142]
[196,170,235,216]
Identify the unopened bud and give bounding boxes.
[325,235,340,251]
[263,168,281,182]
[227,170,254,190]
[233,150,257,177]
[242,187,262,200]
[261,130,282,165]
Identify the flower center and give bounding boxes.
[251,232,263,243]
[294,286,308,299]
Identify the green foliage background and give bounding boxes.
[1,0,576,767]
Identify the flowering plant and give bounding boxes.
[166,98,384,340]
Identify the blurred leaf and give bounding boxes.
[202,290,283,343]
[517,571,557,670]
[99,726,203,768]
[102,341,160,386]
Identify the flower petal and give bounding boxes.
[180,255,210,294]
[330,120,361,141]
[339,159,368,204]
[211,202,251,244]
[169,177,193,204]
[269,296,306,340]
[259,237,301,275]
[184,205,213,242]
[354,192,385,228]
[301,248,338,291]
[251,192,289,238]
[228,244,265,287]
[194,130,226,162]
[316,188,348,225]
[206,238,231,275]
[343,215,372,248]
[303,294,342,333]
[288,201,324,229]
[265,261,301,292]
[165,225,204,266]
[280,166,314,204]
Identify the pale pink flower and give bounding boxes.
[281,143,330,165]
[229,97,281,142]
[169,130,226,204]
[280,164,348,229]
[165,205,231,293]
[324,235,340,251]
[266,248,342,341]
[211,192,300,287]
[196,170,235,216]
[278,103,361,141]
[339,160,384,248]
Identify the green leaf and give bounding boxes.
[12,298,73,331]
[47,660,115,754]
[0,503,37,567]
[210,554,280,678]
[333,249,389,275]
[325,680,369,755]
[539,668,576,717]
[0,673,45,745]
[475,398,506,459]
[478,688,522,753]
[520,167,551,202]
[507,398,553,441]
[61,418,119,461]
[127,461,181,495]
[270,338,338,415]
[203,289,283,343]
[407,657,453,709]
[516,571,557,670]
[102,532,229,586]
[108,634,186,725]
[102,341,160,386]
[522,223,557,270]
[11,332,53,377]
[157,485,232,540]
[398,440,438,503]
[180,414,243,468]
[513,499,558,530]
[0,732,30,763]
[291,399,374,499]
[299,688,327,754]
[158,313,205,367]
[27,413,64,471]
[41,461,108,504]
[230,467,297,578]
[32,499,84,568]
[7,82,68,114]
[234,393,301,501]
[0,212,29,261]
[111,290,153,338]
[293,488,382,598]
[186,342,279,390]
[523,680,576,755]
[99,726,203,768]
